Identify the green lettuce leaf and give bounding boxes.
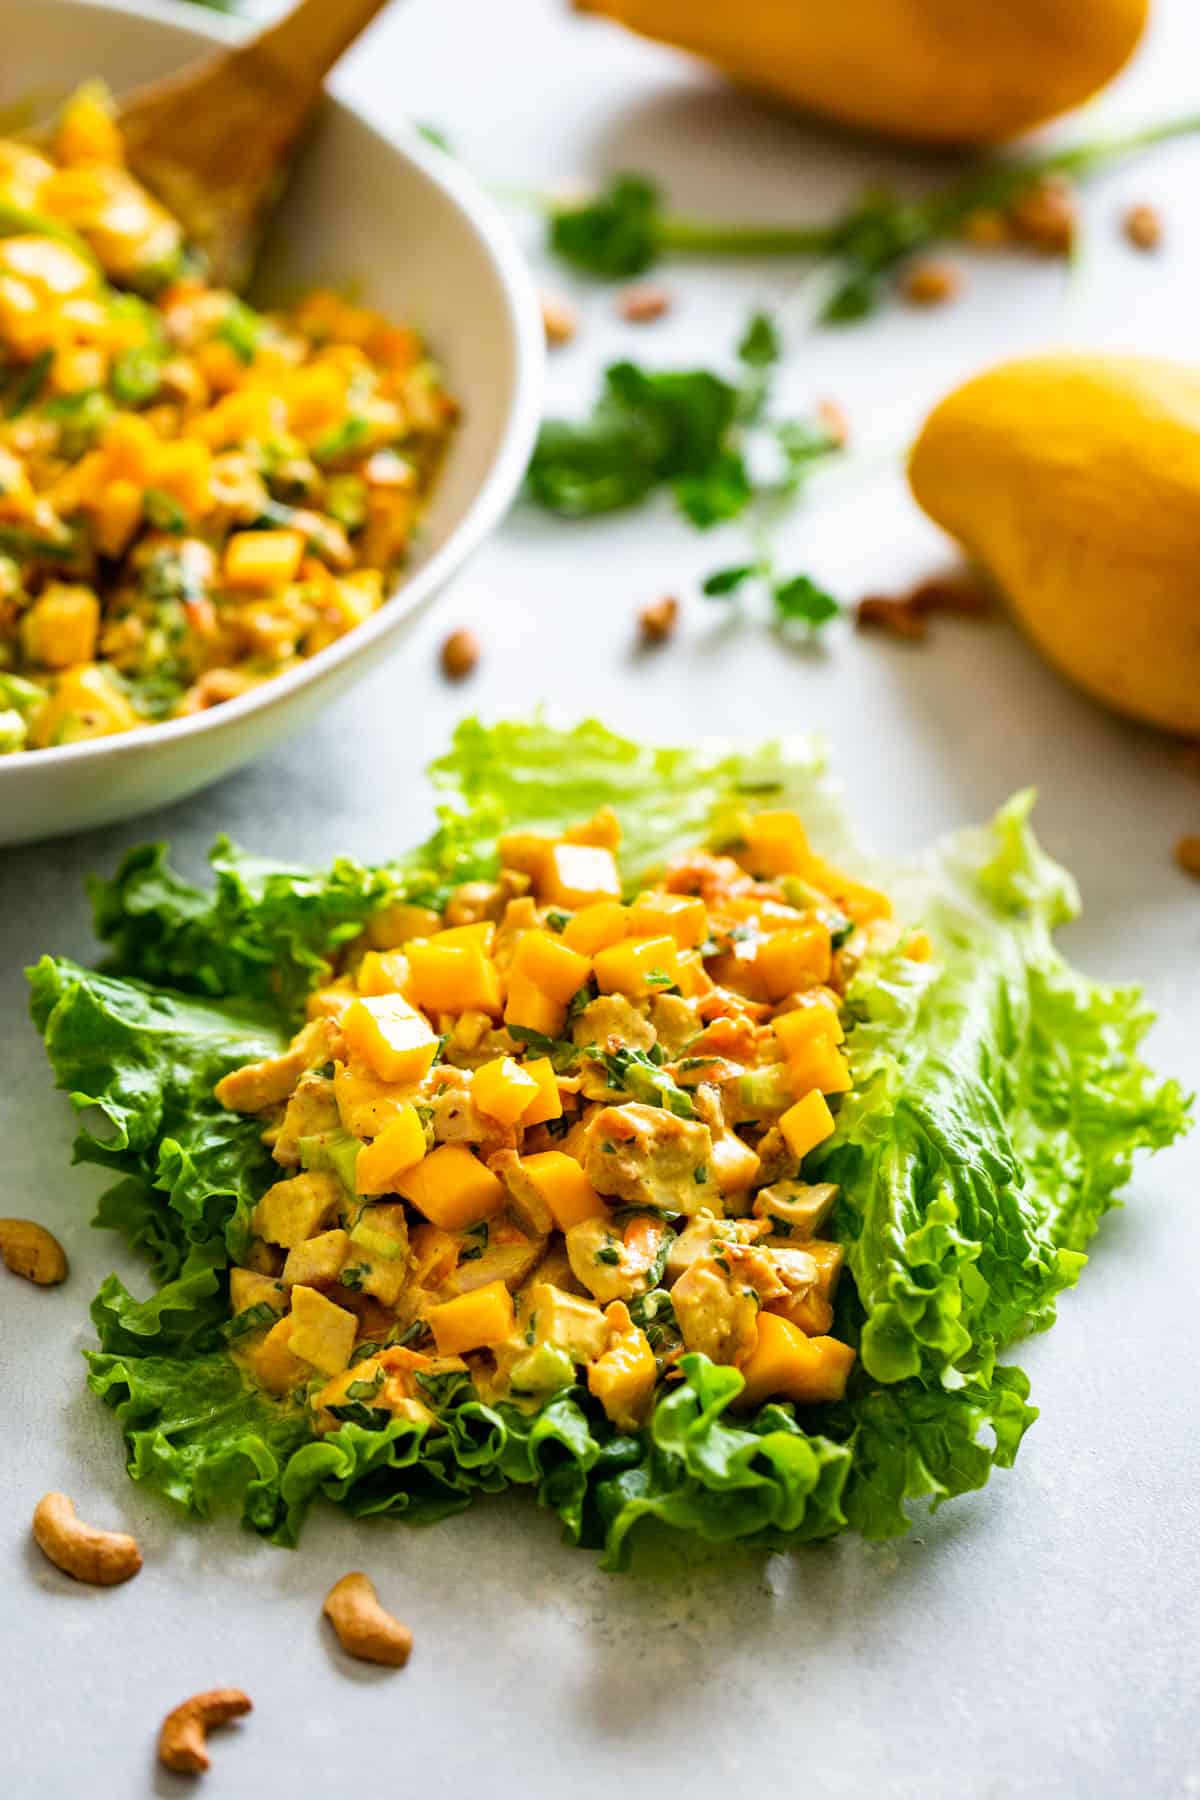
[30,721,1189,1567]
[29,954,283,1261]
[820,792,1190,1389]
[89,838,403,1011]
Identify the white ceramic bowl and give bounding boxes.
[0,0,544,846]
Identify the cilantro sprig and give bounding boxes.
[527,310,844,634]
[526,310,841,527]
[543,112,1200,321]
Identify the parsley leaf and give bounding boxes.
[507,1025,581,1073]
[593,1046,695,1119]
[527,317,838,534]
[548,173,662,278]
[773,574,842,630]
[702,563,760,597]
[737,310,782,368]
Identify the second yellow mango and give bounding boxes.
[574,0,1148,147]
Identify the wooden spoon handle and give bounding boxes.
[249,0,392,94]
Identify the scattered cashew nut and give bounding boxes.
[0,1218,67,1285]
[32,1492,142,1586]
[158,1689,253,1775]
[323,1571,413,1667]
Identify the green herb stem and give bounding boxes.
[655,218,833,258]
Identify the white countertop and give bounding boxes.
[2,1,1198,1794]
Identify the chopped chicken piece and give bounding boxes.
[572,994,656,1053]
[648,992,700,1057]
[270,1072,340,1168]
[664,1210,766,1282]
[582,1102,713,1213]
[565,1212,667,1305]
[754,1179,839,1239]
[671,1254,760,1366]
[214,1018,331,1114]
[488,1150,555,1238]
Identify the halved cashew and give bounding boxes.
[158,1689,253,1774]
[0,1218,67,1285]
[32,1492,142,1585]
[323,1571,413,1667]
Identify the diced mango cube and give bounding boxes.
[55,85,124,166]
[223,529,305,590]
[520,1057,562,1126]
[772,993,844,1055]
[905,931,933,963]
[498,830,555,876]
[504,970,565,1038]
[563,807,621,850]
[287,1284,357,1376]
[741,810,812,877]
[406,936,501,1015]
[428,921,496,952]
[562,902,628,954]
[734,1313,855,1410]
[355,1104,427,1194]
[627,891,708,949]
[473,1056,541,1126]
[250,1317,308,1395]
[786,1037,852,1099]
[93,478,142,557]
[587,1300,656,1431]
[397,1143,506,1230]
[516,1152,605,1232]
[779,1090,836,1162]
[342,994,438,1084]
[513,930,591,1005]
[427,1279,514,1355]
[19,583,99,669]
[355,948,410,996]
[593,935,680,1000]
[28,663,139,748]
[754,920,833,999]
[539,843,622,908]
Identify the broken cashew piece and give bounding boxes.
[158,1689,253,1775]
[32,1492,142,1586]
[323,1571,413,1667]
[0,1218,67,1285]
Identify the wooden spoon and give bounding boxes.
[114,0,392,290]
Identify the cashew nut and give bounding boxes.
[0,1218,67,1285]
[32,1492,142,1586]
[158,1689,253,1775]
[323,1571,413,1667]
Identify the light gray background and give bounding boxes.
[2,1,1198,1794]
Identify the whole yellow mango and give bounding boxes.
[908,355,1200,737]
[574,0,1148,147]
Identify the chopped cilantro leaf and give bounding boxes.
[702,563,760,598]
[772,574,841,630]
